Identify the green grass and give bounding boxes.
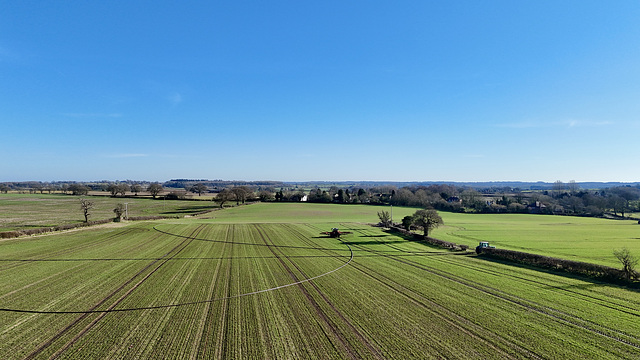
[431,212,640,267]
[199,202,418,224]
[3,194,638,268]
[0,193,218,231]
[0,204,639,358]
[4,194,638,268]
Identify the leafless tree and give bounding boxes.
[117,183,130,197]
[69,184,90,196]
[80,198,94,222]
[567,180,579,194]
[107,184,119,197]
[147,183,163,198]
[461,189,481,208]
[131,184,143,195]
[190,183,208,196]
[614,247,638,280]
[258,190,274,202]
[412,209,443,237]
[231,186,251,204]
[216,189,233,208]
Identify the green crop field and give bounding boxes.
[199,202,418,224]
[431,213,640,268]
[0,203,639,359]
[0,193,218,231]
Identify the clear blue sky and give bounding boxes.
[2,1,639,183]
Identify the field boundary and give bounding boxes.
[0,216,173,240]
[385,225,470,251]
[476,247,639,288]
[383,224,639,288]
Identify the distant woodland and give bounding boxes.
[2,179,639,219]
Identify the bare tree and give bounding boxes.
[243,186,255,202]
[567,180,579,194]
[69,184,90,196]
[190,183,208,196]
[552,180,565,198]
[107,184,119,197]
[117,183,130,197]
[216,189,233,208]
[147,183,163,199]
[80,199,94,222]
[614,247,638,280]
[609,195,627,217]
[412,209,443,237]
[231,186,251,204]
[461,189,481,208]
[258,190,274,202]
[131,184,143,195]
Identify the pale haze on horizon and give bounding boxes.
[1,1,639,183]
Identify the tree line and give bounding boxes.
[3,180,640,219]
[270,182,640,218]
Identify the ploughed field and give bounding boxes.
[1,205,639,358]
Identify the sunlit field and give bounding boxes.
[1,203,638,359]
[0,193,216,231]
[432,213,640,267]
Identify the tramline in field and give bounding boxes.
[0,203,639,359]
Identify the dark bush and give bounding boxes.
[0,231,22,239]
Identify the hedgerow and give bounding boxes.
[0,217,172,239]
[476,247,635,285]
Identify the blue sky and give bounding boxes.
[2,1,639,182]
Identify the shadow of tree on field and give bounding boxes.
[381,228,461,252]
[160,205,216,215]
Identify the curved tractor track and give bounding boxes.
[2,224,354,316]
[308,224,536,359]
[257,224,385,359]
[5,219,637,359]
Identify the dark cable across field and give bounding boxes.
[153,225,350,251]
[0,224,354,314]
[0,254,352,262]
